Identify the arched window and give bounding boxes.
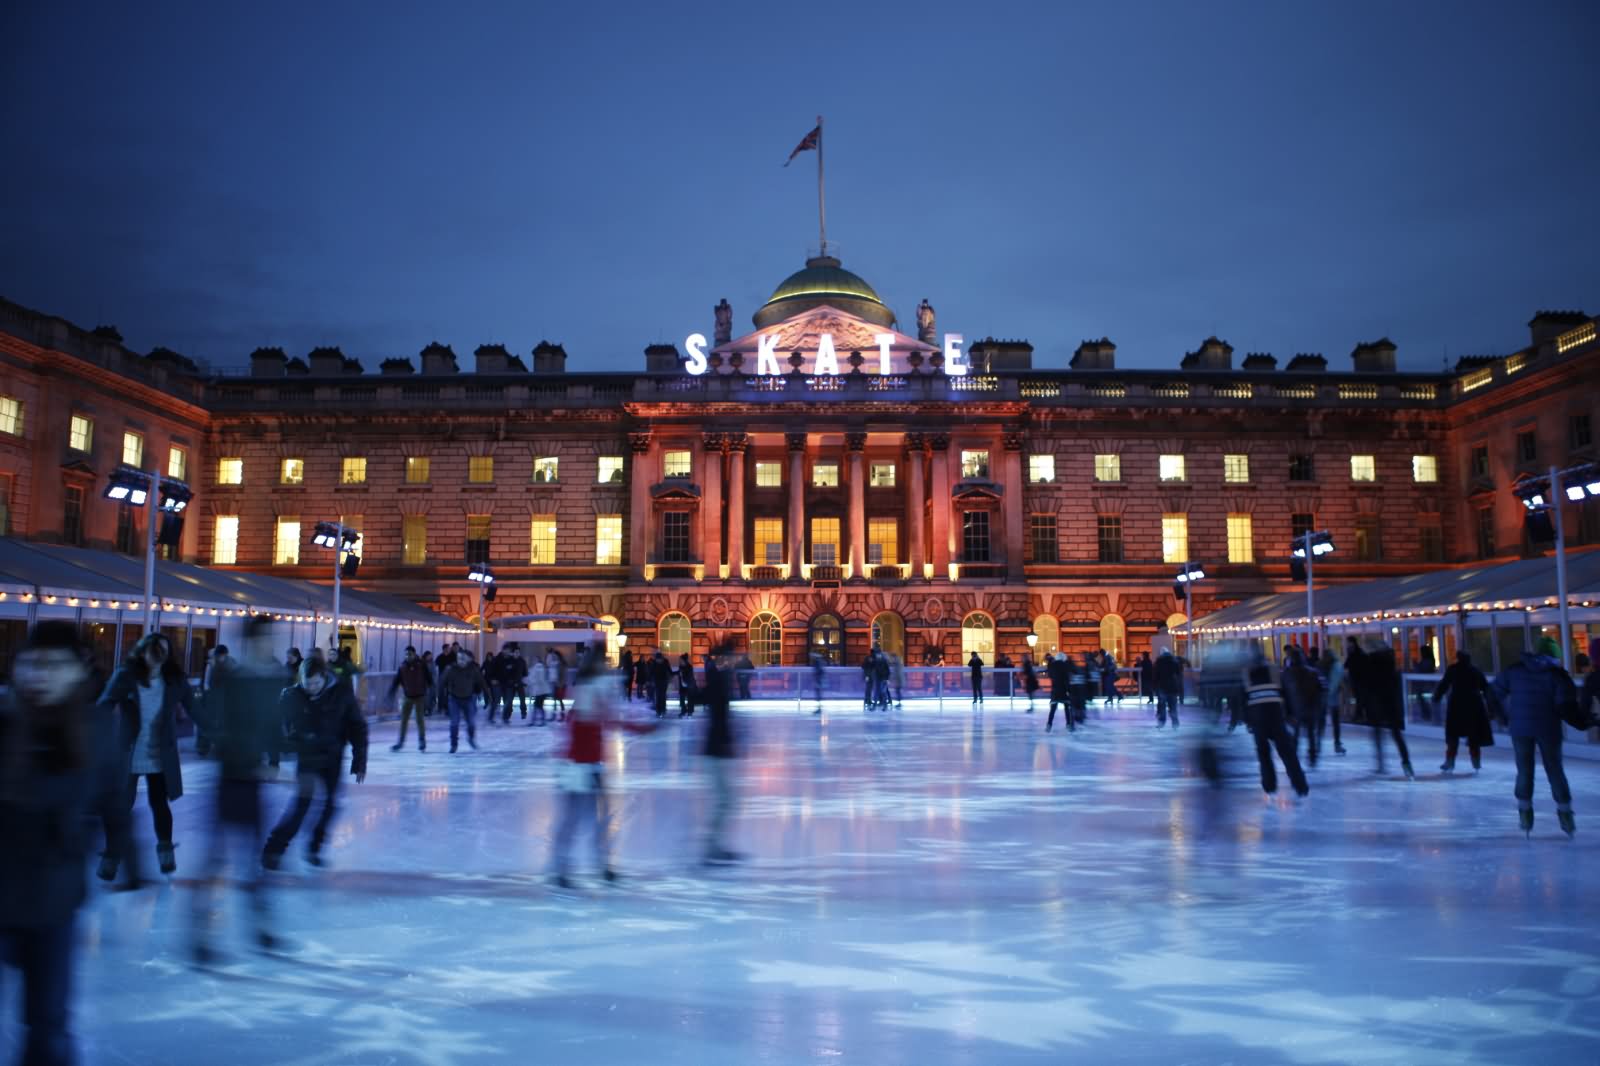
[658,611,691,658]
[809,613,843,665]
[961,611,995,665]
[748,611,782,666]
[1032,614,1059,657]
[1099,613,1127,663]
[870,611,905,660]
[599,615,621,668]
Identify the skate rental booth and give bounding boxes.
[0,539,473,682]
[1186,549,1600,746]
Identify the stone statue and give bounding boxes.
[916,299,936,345]
[714,299,733,345]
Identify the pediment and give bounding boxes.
[953,480,1004,501]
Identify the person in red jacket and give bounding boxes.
[549,650,659,888]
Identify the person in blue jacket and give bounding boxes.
[1491,636,1590,837]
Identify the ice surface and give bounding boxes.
[8,698,1598,1065]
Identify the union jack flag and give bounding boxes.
[784,125,820,166]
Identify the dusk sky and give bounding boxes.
[4,1,1597,374]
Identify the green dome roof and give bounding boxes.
[753,255,896,329]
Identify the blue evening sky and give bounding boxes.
[3,1,1596,374]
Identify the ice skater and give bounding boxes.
[190,615,287,961]
[1433,650,1494,773]
[1154,648,1183,729]
[439,648,487,750]
[701,640,743,865]
[97,632,196,878]
[549,651,660,888]
[388,646,431,751]
[1492,636,1593,837]
[968,651,984,705]
[262,658,368,870]
[1356,641,1413,779]
[1045,653,1074,732]
[1242,645,1309,798]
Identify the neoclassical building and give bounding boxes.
[1,256,1597,668]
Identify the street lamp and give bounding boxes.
[102,464,192,635]
[1289,530,1335,654]
[310,521,362,653]
[1172,562,1207,664]
[466,562,496,660]
[1515,462,1599,671]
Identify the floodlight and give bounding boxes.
[1568,485,1586,502]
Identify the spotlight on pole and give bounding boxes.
[1289,532,1334,558]
[466,563,496,584]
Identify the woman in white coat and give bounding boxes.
[527,653,552,726]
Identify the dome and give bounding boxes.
[753,255,896,329]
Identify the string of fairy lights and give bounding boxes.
[0,590,472,635]
[1195,595,1598,636]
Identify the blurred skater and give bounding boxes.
[1243,645,1309,797]
[262,658,368,869]
[1434,650,1494,773]
[1154,648,1184,729]
[701,640,742,865]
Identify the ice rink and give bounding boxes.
[18,698,1600,1065]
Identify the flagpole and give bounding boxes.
[816,115,827,258]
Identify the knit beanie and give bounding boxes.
[1536,636,1561,659]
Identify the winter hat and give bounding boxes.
[26,620,86,653]
[1536,636,1561,659]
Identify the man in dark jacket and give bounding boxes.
[701,641,743,865]
[1356,642,1413,778]
[388,646,431,751]
[1492,637,1589,837]
[1154,649,1184,729]
[439,650,487,752]
[190,615,286,960]
[3,622,143,1066]
[968,652,985,705]
[1281,647,1324,764]
[651,651,673,719]
[1046,653,1073,732]
[1433,650,1494,773]
[262,658,368,869]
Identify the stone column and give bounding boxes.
[929,433,951,578]
[701,433,723,578]
[787,432,807,578]
[846,432,867,580]
[627,431,653,580]
[1002,428,1026,581]
[906,433,926,579]
[725,434,747,577]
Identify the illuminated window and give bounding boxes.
[658,612,691,657]
[961,611,995,665]
[1033,615,1060,656]
[213,515,239,565]
[529,515,557,564]
[809,613,843,665]
[69,415,93,452]
[1099,613,1126,661]
[468,456,494,484]
[811,517,840,566]
[1159,454,1186,482]
[662,450,691,479]
[1412,455,1438,483]
[597,456,625,484]
[405,456,430,484]
[755,461,782,487]
[0,396,21,437]
[1226,513,1254,563]
[341,457,367,484]
[1289,454,1315,481]
[962,510,991,562]
[870,462,896,487]
[1094,454,1121,482]
[1162,514,1189,563]
[122,431,144,467]
[871,611,904,659]
[167,446,186,480]
[466,515,491,565]
[1097,515,1123,562]
[868,517,898,565]
[748,611,782,666]
[1350,455,1376,482]
[1029,514,1058,562]
[402,516,428,565]
[812,462,839,487]
[280,457,304,485]
[532,456,559,483]
[754,516,784,565]
[960,450,990,480]
[662,512,691,562]
[274,518,301,565]
[1028,454,1056,484]
[1223,454,1250,483]
[595,514,623,565]
[217,457,243,485]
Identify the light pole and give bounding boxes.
[466,563,496,661]
[1172,562,1207,665]
[103,465,191,635]
[1290,530,1335,655]
[1516,462,1600,672]
[310,521,362,654]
